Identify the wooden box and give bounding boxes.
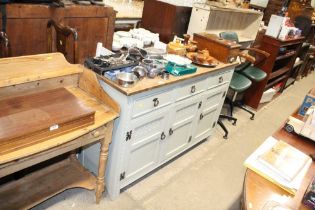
[193,33,241,63]
[141,0,192,43]
[0,87,95,152]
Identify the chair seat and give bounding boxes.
[241,66,267,82]
[229,72,252,93]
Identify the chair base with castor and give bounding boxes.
[218,114,237,139]
[228,72,256,120]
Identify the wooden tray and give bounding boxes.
[0,88,95,153]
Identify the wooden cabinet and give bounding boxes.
[244,35,304,109]
[187,4,263,46]
[79,66,233,199]
[141,0,192,43]
[0,4,116,63]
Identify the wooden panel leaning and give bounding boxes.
[0,53,119,209]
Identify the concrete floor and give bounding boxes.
[33,72,315,210]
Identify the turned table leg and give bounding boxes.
[95,122,114,203]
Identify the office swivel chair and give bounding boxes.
[47,20,79,64]
[217,32,269,139]
[219,31,269,119]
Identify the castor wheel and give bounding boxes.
[223,134,228,139]
[232,119,237,126]
[250,115,255,120]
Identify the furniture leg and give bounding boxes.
[219,114,237,125]
[235,102,255,120]
[95,122,114,203]
[217,119,228,139]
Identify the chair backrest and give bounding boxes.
[47,20,78,64]
[219,32,239,43]
[0,31,9,58]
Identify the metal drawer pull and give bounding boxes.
[169,128,173,136]
[219,76,223,83]
[200,113,204,120]
[153,98,159,107]
[191,85,196,93]
[161,132,166,140]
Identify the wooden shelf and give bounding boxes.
[265,74,288,90]
[0,157,96,210]
[269,67,290,80]
[276,52,296,61]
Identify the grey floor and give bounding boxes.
[33,72,315,210]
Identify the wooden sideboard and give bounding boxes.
[80,62,236,199]
[0,53,119,209]
[244,35,304,109]
[242,110,315,210]
[0,4,116,63]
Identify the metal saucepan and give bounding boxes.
[132,66,147,80]
[116,72,138,88]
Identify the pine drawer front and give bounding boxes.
[175,78,207,102]
[207,70,233,89]
[132,91,172,118]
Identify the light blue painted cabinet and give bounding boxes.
[80,66,234,199]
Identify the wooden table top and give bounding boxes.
[243,116,315,210]
[99,62,237,96]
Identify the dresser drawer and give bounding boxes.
[175,78,206,101]
[207,70,233,89]
[132,91,172,118]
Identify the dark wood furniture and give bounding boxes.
[193,33,241,63]
[242,109,315,210]
[0,3,116,63]
[0,53,119,209]
[47,20,78,64]
[141,0,192,43]
[244,35,304,109]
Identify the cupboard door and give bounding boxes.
[161,96,200,162]
[4,19,48,57]
[121,109,169,187]
[193,85,226,143]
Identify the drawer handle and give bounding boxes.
[92,131,100,138]
[153,98,159,107]
[169,128,173,136]
[200,113,204,120]
[191,85,196,93]
[161,132,166,140]
[219,76,224,83]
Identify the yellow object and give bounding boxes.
[167,37,186,56]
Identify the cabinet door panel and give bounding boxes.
[161,97,200,162]
[5,19,48,56]
[121,110,169,187]
[193,85,226,143]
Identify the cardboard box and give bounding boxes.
[298,88,315,116]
